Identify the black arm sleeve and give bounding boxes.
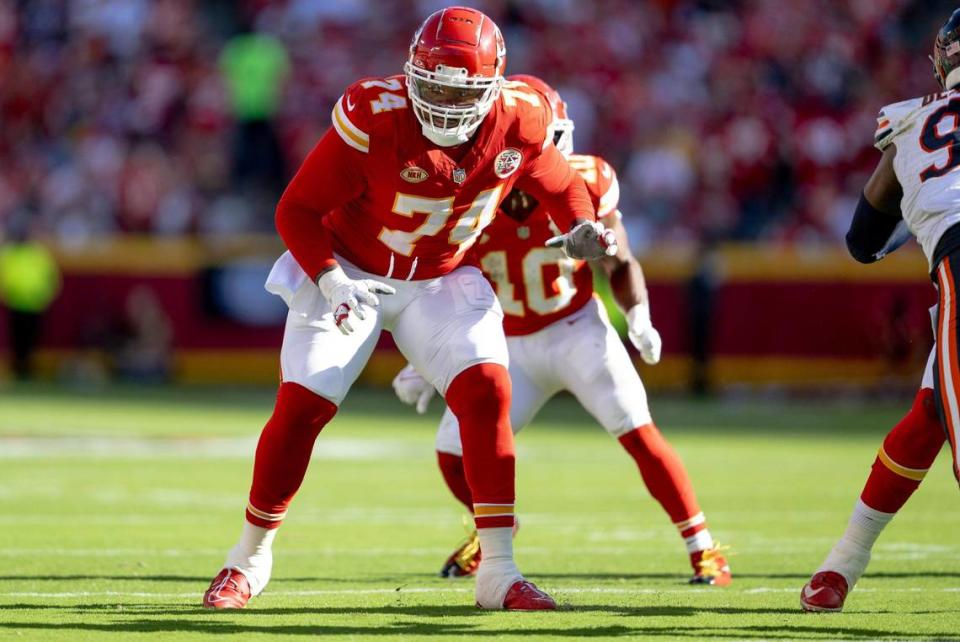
[845,192,903,264]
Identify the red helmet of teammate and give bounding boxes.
[508,74,574,157]
[405,6,506,147]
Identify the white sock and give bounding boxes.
[475,527,522,608]
[685,528,714,554]
[818,500,893,587]
[224,521,278,596]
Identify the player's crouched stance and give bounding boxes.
[801,8,960,613]
[202,7,612,611]
[394,75,731,587]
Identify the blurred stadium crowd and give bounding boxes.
[1,0,957,248]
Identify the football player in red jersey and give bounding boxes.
[393,75,732,586]
[202,8,616,611]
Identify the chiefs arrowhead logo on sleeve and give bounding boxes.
[494,148,523,179]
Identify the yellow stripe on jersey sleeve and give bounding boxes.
[332,96,369,153]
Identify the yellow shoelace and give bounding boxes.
[697,543,733,576]
[453,530,480,569]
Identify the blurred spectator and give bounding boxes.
[2,0,959,246]
[219,18,290,196]
[111,285,172,382]
[0,221,61,379]
[687,234,722,397]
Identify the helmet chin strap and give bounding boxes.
[421,125,471,147]
[421,117,487,147]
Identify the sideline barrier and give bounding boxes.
[0,237,936,391]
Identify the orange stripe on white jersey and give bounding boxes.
[936,259,960,473]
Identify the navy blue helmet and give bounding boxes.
[933,8,960,89]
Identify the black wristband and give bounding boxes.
[845,193,902,264]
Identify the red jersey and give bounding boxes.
[275,76,594,281]
[472,154,620,336]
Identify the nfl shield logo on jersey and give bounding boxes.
[495,148,523,178]
[452,168,467,184]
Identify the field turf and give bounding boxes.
[1,383,959,640]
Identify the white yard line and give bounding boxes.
[0,588,469,599]
[0,546,678,557]
[0,436,422,460]
[1,587,959,600]
[2,540,956,557]
[0,547,449,557]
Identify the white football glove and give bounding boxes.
[626,301,662,365]
[392,364,436,414]
[316,266,395,335]
[545,220,618,260]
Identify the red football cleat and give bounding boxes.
[800,571,849,613]
[440,530,481,578]
[502,580,557,611]
[203,568,252,609]
[689,545,732,586]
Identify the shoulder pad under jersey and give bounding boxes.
[331,75,409,154]
[568,154,620,218]
[875,96,926,151]
[498,80,551,148]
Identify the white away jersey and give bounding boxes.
[876,89,960,268]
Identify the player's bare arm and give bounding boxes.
[595,214,647,311]
[592,214,661,365]
[845,144,906,264]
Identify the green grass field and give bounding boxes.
[1,384,959,640]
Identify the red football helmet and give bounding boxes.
[405,6,506,146]
[508,74,574,157]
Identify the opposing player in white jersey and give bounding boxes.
[393,75,732,586]
[800,9,960,612]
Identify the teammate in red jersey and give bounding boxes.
[393,75,732,586]
[202,8,616,612]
